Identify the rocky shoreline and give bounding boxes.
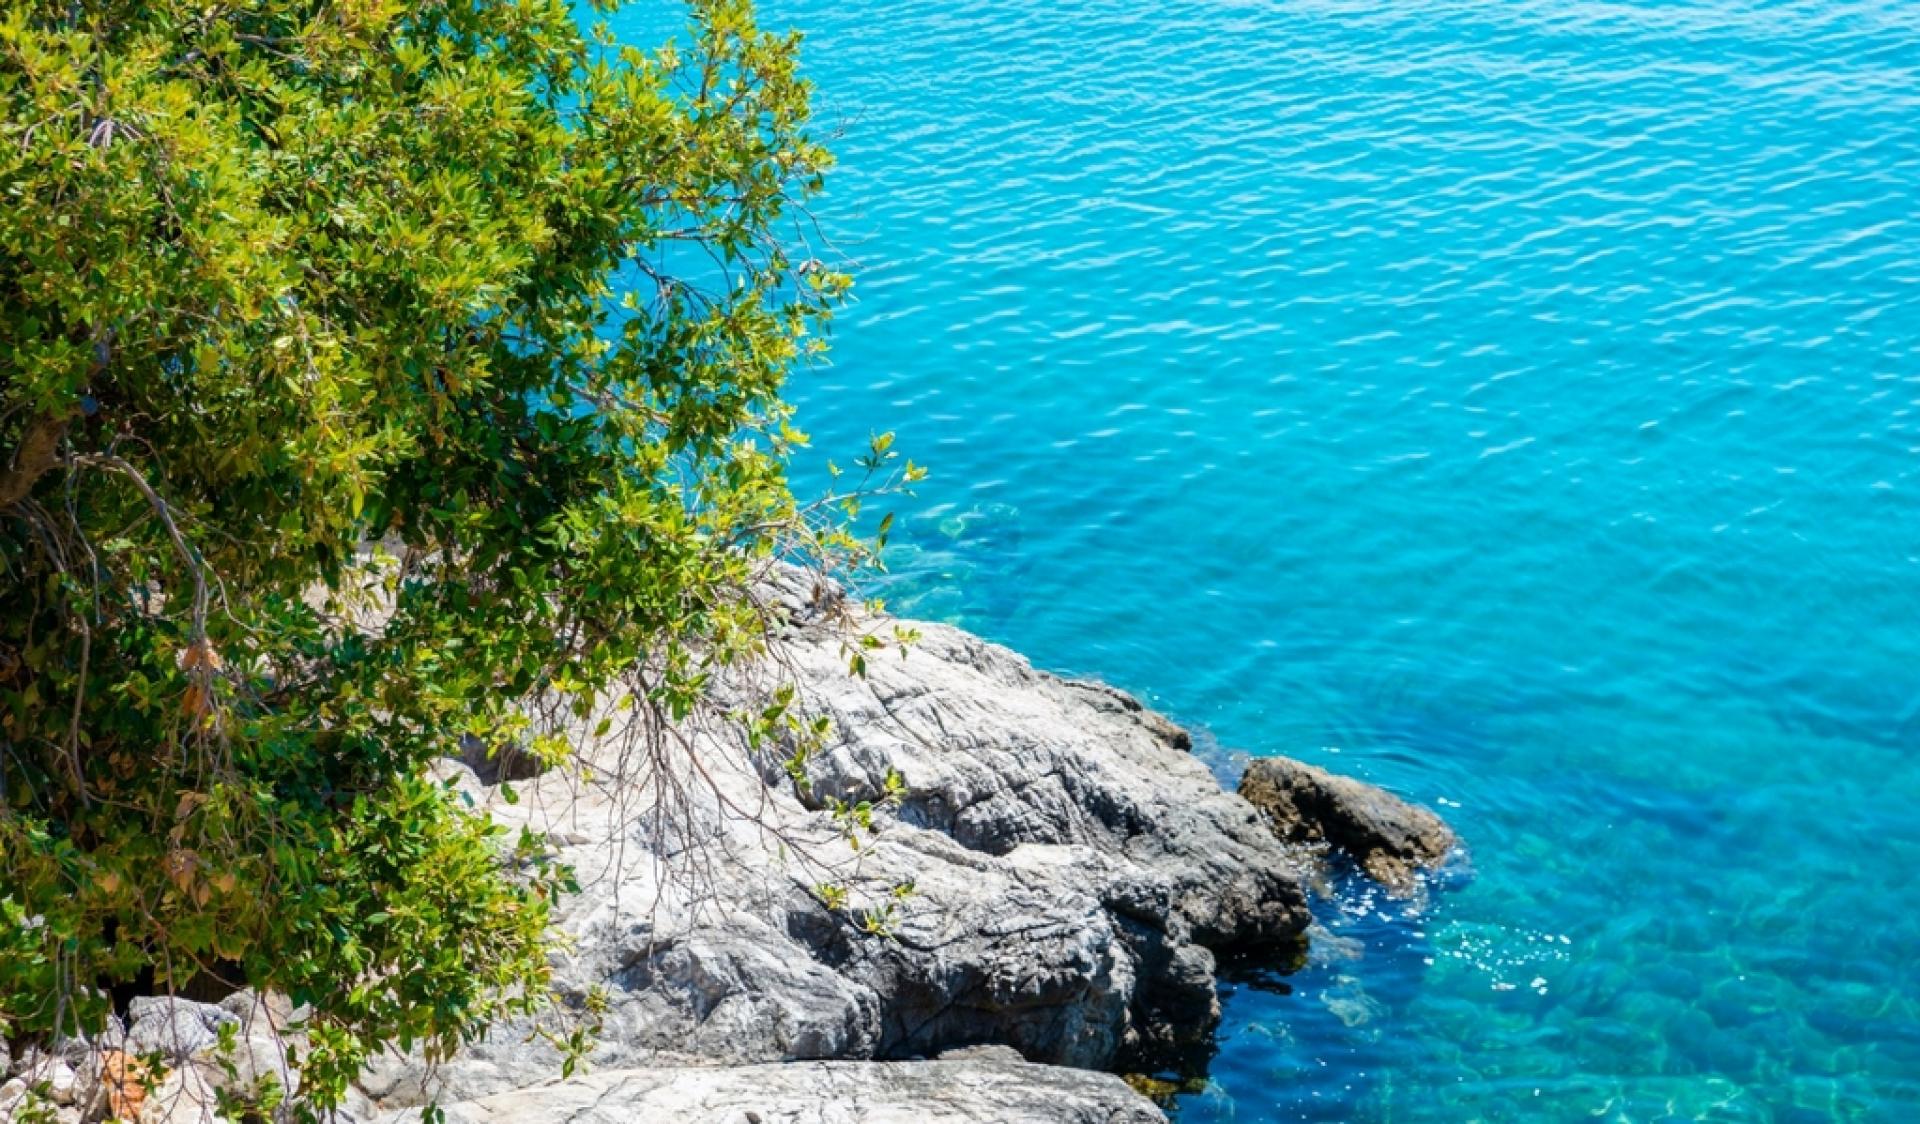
[4,579,1457,1123]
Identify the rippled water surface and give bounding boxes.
[620,1,1920,1119]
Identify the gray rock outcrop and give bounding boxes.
[122,997,239,1065]
[364,584,1315,1111]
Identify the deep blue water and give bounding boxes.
[620,2,1920,1119]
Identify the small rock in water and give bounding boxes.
[1238,756,1459,893]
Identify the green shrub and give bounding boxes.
[0,1,885,1112]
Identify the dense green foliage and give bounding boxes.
[0,0,884,1109]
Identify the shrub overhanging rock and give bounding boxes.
[58,584,1458,1123]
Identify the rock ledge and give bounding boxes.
[374,1055,1166,1124]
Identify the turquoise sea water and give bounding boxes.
[622,2,1920,1119]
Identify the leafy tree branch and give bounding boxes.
[0,0,904,1114]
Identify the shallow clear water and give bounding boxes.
[619,1,1920,1119]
